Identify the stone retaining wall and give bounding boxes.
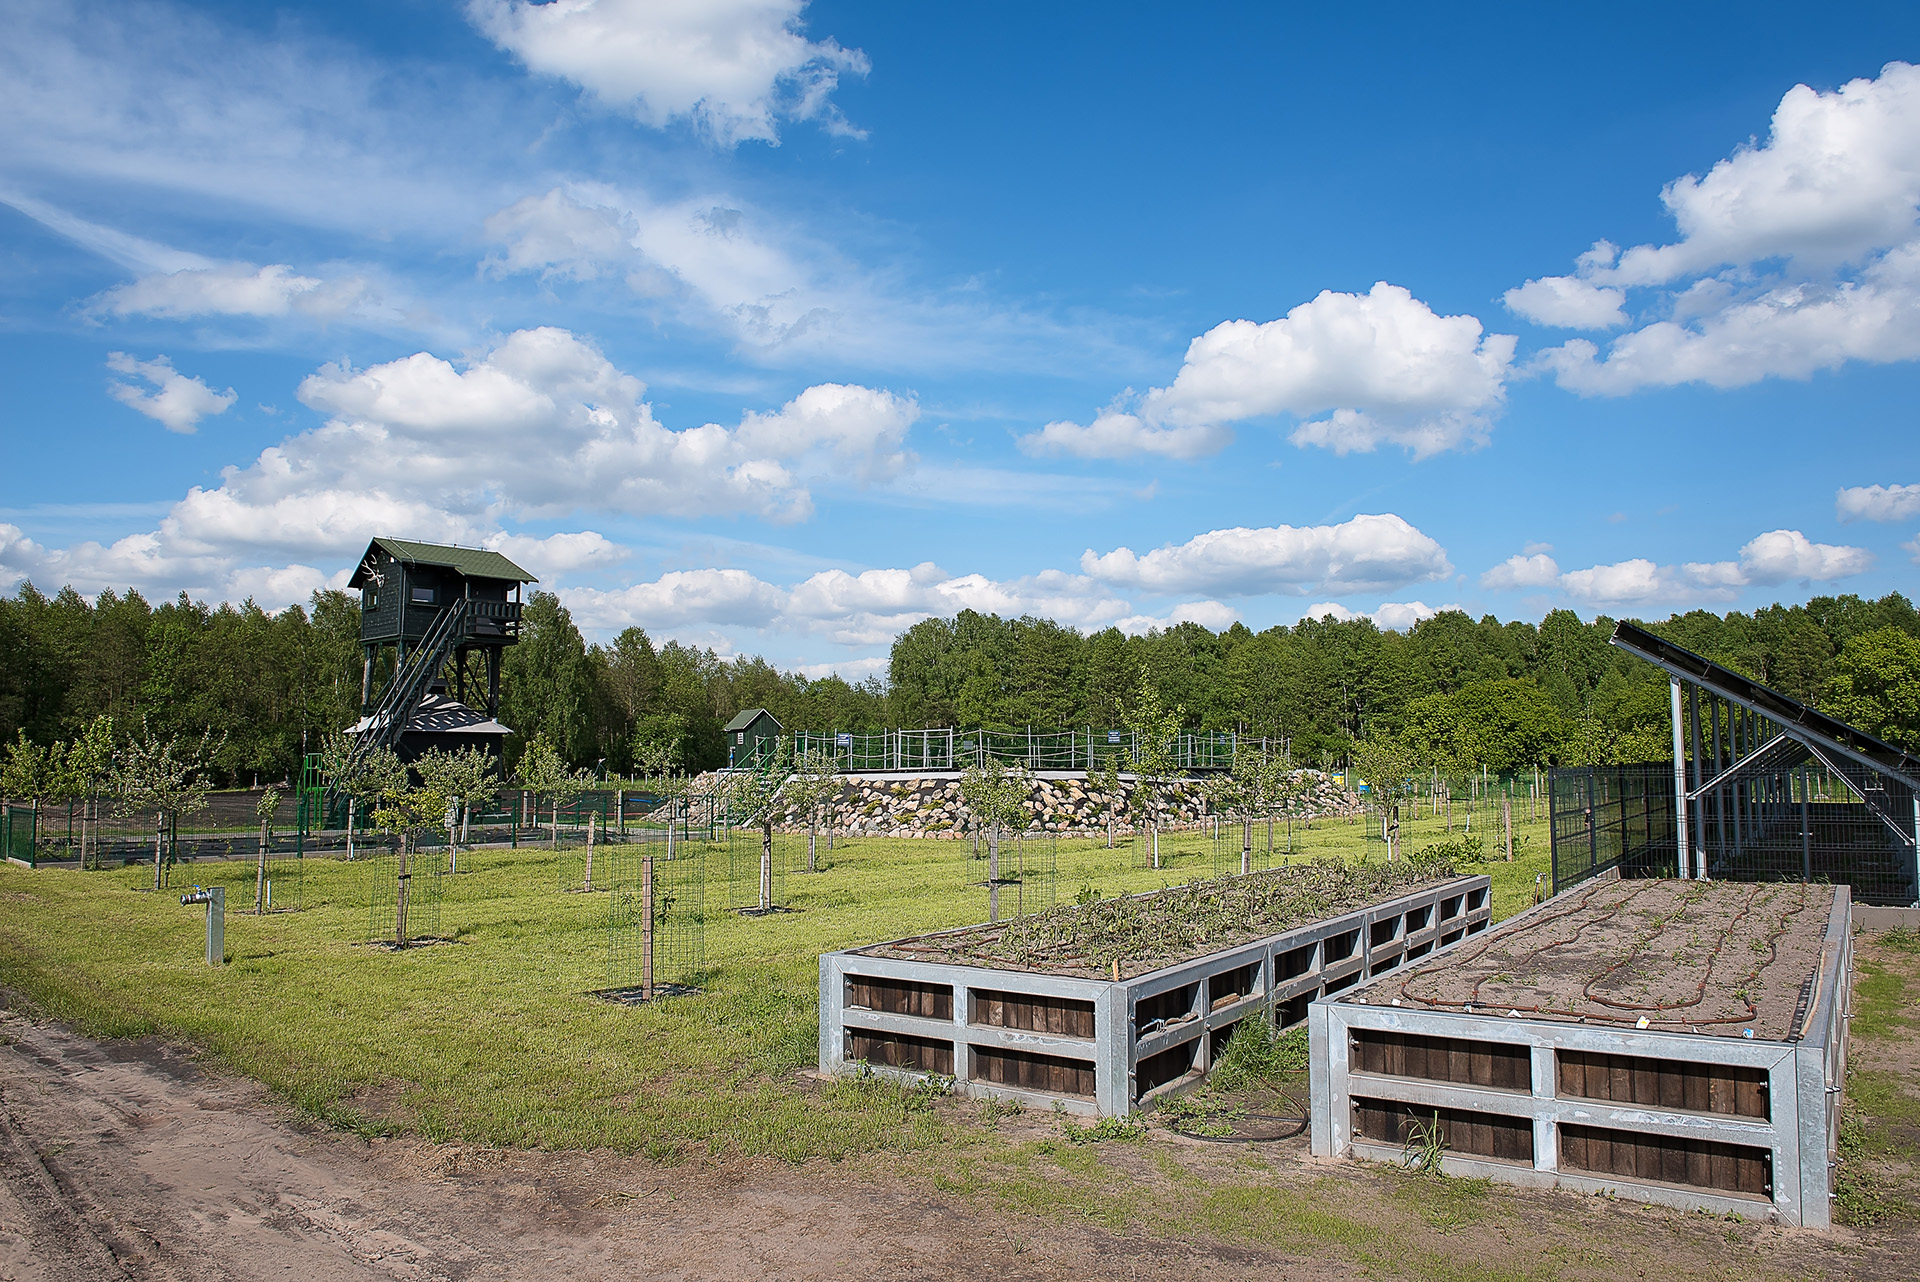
[693,769,1363,839]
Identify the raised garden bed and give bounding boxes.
[821,862,1492,1115]
[1309,875,1852,1226]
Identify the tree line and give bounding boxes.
[2,577,1916,786]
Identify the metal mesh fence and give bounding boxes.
[1693,760,1917,907]
[1128,822,1216,871]
[1551,761,1920,906]
[1549,765,1677,896]
[1210,812,1298,876]
[249,850,304,912]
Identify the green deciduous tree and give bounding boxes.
[1825,626,1920,749]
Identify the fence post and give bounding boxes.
[641,854,655,1001]
[1669,676,1690,879]
[1586,768,1597,884]
[760,821,773,911]
[584,811,597,890]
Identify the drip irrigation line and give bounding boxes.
[1395,880,1814,1030]
[1396,879,1656,1009]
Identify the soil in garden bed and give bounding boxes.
[1354,877,1837,1039]
[856,860,1469,979]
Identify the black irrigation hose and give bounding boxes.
[1161,1086,1309,1143]
[1395,878,1815,1030]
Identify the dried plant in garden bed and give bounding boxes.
[858,859,1460,979]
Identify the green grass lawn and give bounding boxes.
[0,807,1554,1162]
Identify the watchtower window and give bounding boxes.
[411,587,436,604]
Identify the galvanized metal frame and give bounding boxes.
[820,874,1491,1116]
[1308,886,1852,1227]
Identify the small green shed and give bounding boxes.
[723,708,783,766]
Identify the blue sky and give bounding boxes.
[3,0,1919,680]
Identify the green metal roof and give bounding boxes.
[724,708,781,733]
[349,538,536,587]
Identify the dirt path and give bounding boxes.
[0,1010,1354,1282]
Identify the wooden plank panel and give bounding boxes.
[849,976,954,1021]
[1557,1050,1768,1120]
[1351,1097,1533,1163]
[970,989,1095,1038]
[1561,1124,1771,1196]
[847,1030,955,1075]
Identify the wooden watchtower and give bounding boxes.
[347,537,535,722]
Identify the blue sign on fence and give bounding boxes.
[1107,730,1121,743]
[835,732,853,748]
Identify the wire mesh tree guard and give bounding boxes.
[603,840,707,1001]
[725,823,789,914]
[364,847,442,946]
[965,826,1057,922]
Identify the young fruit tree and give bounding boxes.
[1122,675,1184,870]
[713,764,782,911]
[782,746,840,871]
[370,781,451,947]
[1093,750,1127,848]
[60,716,115,868]
[1203,743,1289,874]
[110,721,222,890]
[517,732,593,847]
[414,746,499,870]
[317,731,407,859]
[1348,734,1423,863]
[959,755,1031,922]
[253,785,280,912]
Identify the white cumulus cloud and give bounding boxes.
[483,530,628,581]
[1028,283,1515,461]
[11,330,917,606]
[1837,482,1920,522]
[1080,514,1452,597]
[1020,408,1233,460]
[467,0,869,146]
[1527,63,1920,394]
[1479,552,1562,590]
[1555,529,1872,606]
[564,561,1140,647]
[89,263,375,321]
[1608,63,1920,284]
[1298,600,1453,631]
[1502,275,1628,329]
[1146,283,1514,459]
[105,353,236,433]
[1724,528,1875,583]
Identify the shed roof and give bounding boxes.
[348,537,536,588]
[723,708,781,733]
